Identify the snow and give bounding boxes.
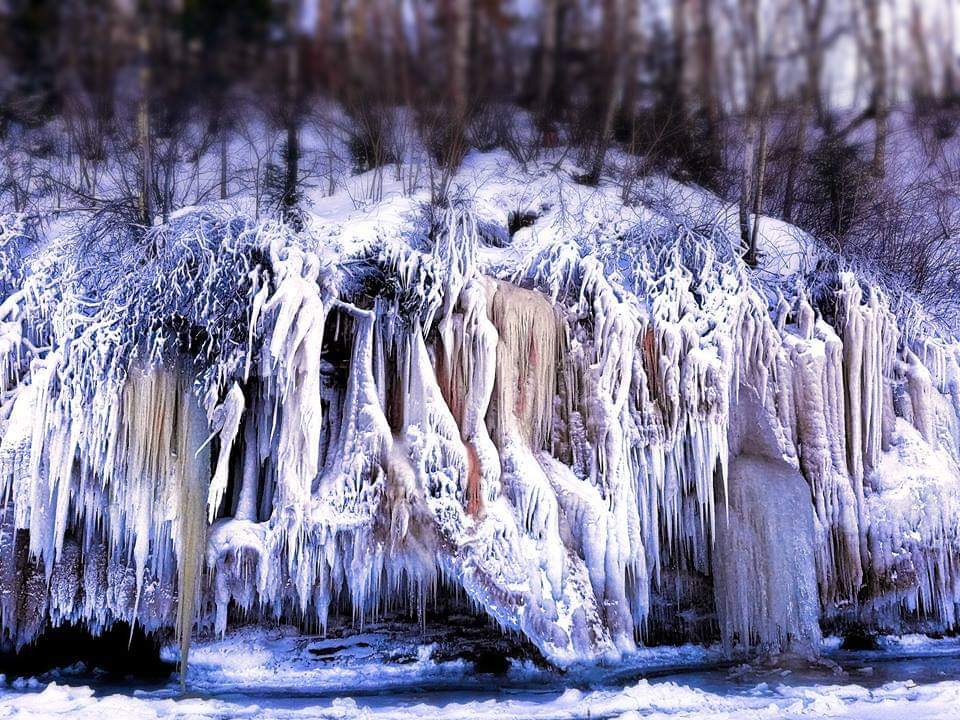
[3,623,960,719]
[2,669,960,719]
[0,148,959,680]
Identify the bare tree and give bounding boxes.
[136,2,153,227]
[782,0,829,222]
[694,0,721,146]
[449,0,471,128]
[579,0,627,184]
[538,0,561,118]
[859,0,888,178]
[728,0,775,266]
[281,0,303,225]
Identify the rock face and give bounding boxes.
[0,199,958,669]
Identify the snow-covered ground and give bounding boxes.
[3,678,960,720]
[167,622,722,694]
[2,634,960,719]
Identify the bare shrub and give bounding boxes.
[417,107,469,206]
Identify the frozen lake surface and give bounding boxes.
[2,631,960,719]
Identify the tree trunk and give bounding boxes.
[864,0,887,178]
[748,116,768,265]
[412,0,430,87]
[800,0,828,127]
[585,0,624,183]
[551,0,570,116]
[737,0,769,267]
[621,0,643,145]
[694,0,722,177]
[784,0,826,221]
[695,0,719,125]
[538,0,559,117]
[220,130,228,201]
[672,0,689,126]
[946,0,957,96]
[137,15,153,227]
[908,1,934,100]
[347,0,367,87]
[450,0,471,125]
[739,117,757,261]
[392,0,411,105]
[283,119,299,220]
[781,113,806,223]
[283,1,301,222]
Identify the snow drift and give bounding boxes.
[0,156,959,671]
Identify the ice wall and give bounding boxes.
[0,197,959,669]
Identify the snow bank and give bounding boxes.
[2,674,960,719]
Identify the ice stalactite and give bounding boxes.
[109,364,210,681]
[1,198,960,671]
[204,383,245,523]
[442,276,500,514]
[173,374,211,686]
[517,238,741,648]
[714,454,822,653]
[837,273,898,486]
[262,243,330,525]
[483,279,618,662]
[779,296,863,606]
[718,388,822,653]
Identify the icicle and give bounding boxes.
[489,281,562,451]
[173,374,211,690]
[204,382,245,522]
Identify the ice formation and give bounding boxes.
[0,164,959,671]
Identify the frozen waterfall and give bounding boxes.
[0,191,959,674]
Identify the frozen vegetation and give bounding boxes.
[0,149,959,687]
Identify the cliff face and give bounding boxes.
[0,162,958,669]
